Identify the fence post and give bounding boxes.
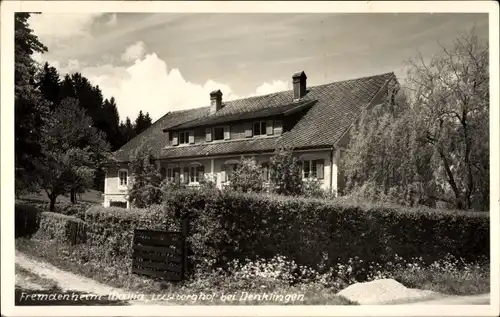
[181,217,189,280]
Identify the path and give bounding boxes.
[15,251,159,305]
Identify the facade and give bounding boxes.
[104,70,398,208]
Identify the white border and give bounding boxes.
[1,1,499,316]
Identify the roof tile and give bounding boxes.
[113,72,395,162]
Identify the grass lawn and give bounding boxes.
[18,189,103,205]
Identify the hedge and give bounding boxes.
[20,188,489,279]
[15,203,42,238]
[163,189,489,272]
[16,199,92,220]
[80,205,177,273]
[34,212,87,245]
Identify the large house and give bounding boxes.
[104,71,398,208]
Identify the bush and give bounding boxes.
[128,153,164,208]
[16,199,91,220]
[34,212,87,245]
[269,148,302,196]
[164,190,489,273]
[15,203,42,238]
[228,158,263,193]
[301,179,327,198]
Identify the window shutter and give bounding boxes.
[297,160,303,178]
[197,165,205,182]
[172,132,179,146]
[174,169,180,185]
[266,120,274,135]
[183,167,189,184]
[220,164,227,182]
[166,132,170,145]
[316,159,324,179]
[224,126,230,140]
[160,167,166,179]
[205,127,212,142]
[189,131,195,144]
[262,164,269,181]
[245,124,253,138]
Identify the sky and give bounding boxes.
[29,13,489,122]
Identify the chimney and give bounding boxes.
[292,71,307,101]
[210,90,223,114]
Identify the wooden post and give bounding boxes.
[181,217,189,280]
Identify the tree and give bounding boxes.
[406,28,489,210]
[134,110,152,135]
[59,74,76,100]
[38,62,61,108]
[269,148,302,196]
[102,97,122,150]
[15,13,50,194]
[228,158,263,193]
[127,148,164,208]
[34,98,110,210]
[342,28,489,211]
[120,117,136,143]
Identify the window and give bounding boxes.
[300,159,324,179]
[189,165,205,183]
[166,167,181,184]
[213,127,224,140]
[253,121,267,136]
[119,170,128,187]
[261,162,270,181]
[222,163,239,182]
[110,201,127,209]
[179,131,189,144]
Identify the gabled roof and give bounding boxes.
[113,72,395,162]
[113,107,209,162]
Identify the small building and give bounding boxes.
[104,70,398,208]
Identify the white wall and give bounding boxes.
[103,148,343,208]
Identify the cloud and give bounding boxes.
[53,46,289,122]
[28,13,102,49]
[105,14,118,27]
[253,80,289,96]
[121,41,147,62]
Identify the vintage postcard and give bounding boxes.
[1,1,498,316]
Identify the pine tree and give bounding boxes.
[38,62,61,108]
[15,13,50,194]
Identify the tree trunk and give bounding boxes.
[49,193,57,212]
[70,188,77,204]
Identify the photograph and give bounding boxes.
[1,1,498,316]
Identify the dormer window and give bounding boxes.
[179,131,189,144]
[253,121,267,136]
[171,131,194,146]
[213,127,224,140]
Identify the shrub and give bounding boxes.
[128,153,164,208]
[301,178,327,198]
[15,203,42,238]
[163,189,489,273]
[228,158,263,193]
[15,199,91,220]
[34,212,87,245]
[269,148,302,196]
